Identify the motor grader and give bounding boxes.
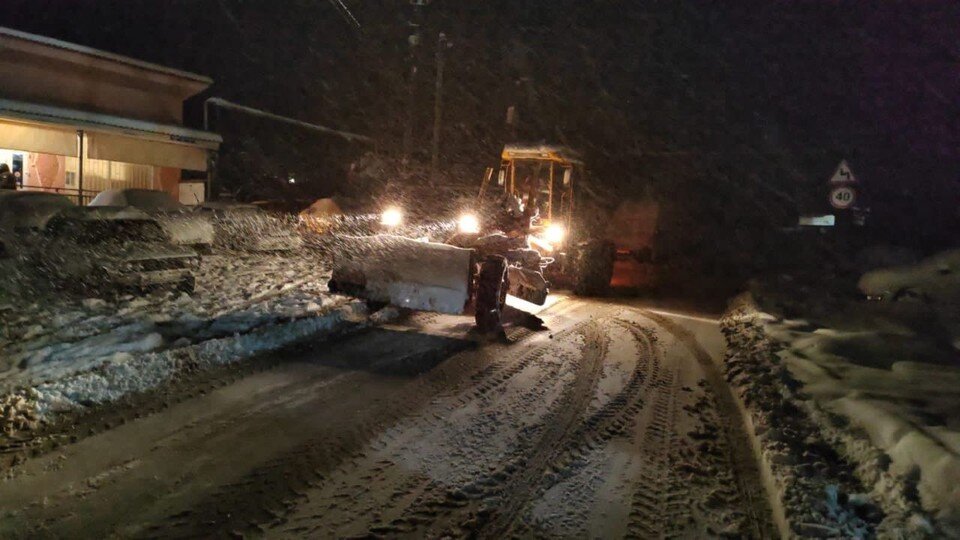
[328,144,614,332]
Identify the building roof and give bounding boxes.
[0,98,222,148]
[0,26,212,85]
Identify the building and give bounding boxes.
[0,26,220,204]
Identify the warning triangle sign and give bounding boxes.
[829,159,857,184]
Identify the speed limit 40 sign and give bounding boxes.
[830,185,856,209]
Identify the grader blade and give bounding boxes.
[329,235,474,314]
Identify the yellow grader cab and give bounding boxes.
[329,144,615,333]
[477,144,616,293]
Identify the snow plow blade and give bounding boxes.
[329,235,474,315]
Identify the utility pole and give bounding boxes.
[430,32,448,183]
[76,129,84,204]
[506,105,518,142]
[401,3,423,165]
[402,0,431,165]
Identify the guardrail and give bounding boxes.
[17,186,98,205]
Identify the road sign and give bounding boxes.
[830,185,856,209]
[829,159,857,184]
[799,214,836,227]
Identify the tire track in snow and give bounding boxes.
[471,320,609,539]
[507,319,660,535]
[625,362,686,538]
[505,312,772,539]
[637,309,774,538]
[290,319,610,539]
[134,332,482,539]
[271,319,600,537]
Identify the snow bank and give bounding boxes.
[769,317,960,534]
[859,249,960,302]
[721,296,883,538]
[0,297,380,437]
[1,251,339,390]
[0,246,365,431]
[31,300,369,415]
[725,293,949,537]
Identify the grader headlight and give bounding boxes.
[381,207,403,227]
[458,213,481,234]
[545,224,566,244]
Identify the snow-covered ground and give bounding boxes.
[0,243,382,434]
[1,250,342,389]
[0,213,458,437]
[726,250,960,537]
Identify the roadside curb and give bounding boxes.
[739,295,944,537]
[700,318,791,539]
[718,293,877,538]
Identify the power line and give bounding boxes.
[326,0,361,32]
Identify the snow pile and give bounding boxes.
[767,318,960,535]
[0,251,339,391]
[30,300,369,416]
[0,298,373,438]
[859,249,960,303]
[1,392,39,436]
[721,295,887,538]
[723,293,944,537]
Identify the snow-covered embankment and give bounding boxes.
[0,252,391,436]
[722,293,944,537]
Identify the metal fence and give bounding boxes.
[17,186,99,205]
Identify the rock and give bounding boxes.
[22,325,44,340]
[82,298,108,310]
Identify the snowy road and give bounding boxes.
[0,295,776,538]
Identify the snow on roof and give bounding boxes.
[89,189,183,210]
[0,190,75,231]
[0,26,212,85]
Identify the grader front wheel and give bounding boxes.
[573,240,616,296]
[475,255,508,333]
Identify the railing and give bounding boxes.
[17,186,99,205]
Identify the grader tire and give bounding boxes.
[573,240,616,296]
[475,255,508,333]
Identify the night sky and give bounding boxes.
[6,0,960,249]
